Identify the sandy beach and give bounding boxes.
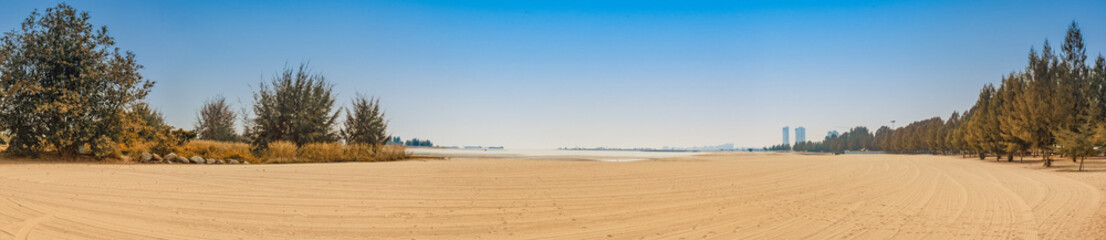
[1,153,1104,239]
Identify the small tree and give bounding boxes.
[341,94,389,145]
[249,63,339,150]
[0,4,154,157]
[195,95,239,141]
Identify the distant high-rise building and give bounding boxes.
[827,130,839,138]
[782,126,790,145]
[795,127,806,143]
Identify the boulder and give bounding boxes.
[216,159,226,164]
[204,158,214,164]
[166,153,178,160]
[140,152,154,163]
[189,156,204,164]
[174,156,189,164]
[151,153,163,162]
[242,161,250,165]
[228,159,240,164]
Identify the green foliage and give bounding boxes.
[195,95,239,142]
[766,143,791,151]
[341,94,389,145]
[249,63,339,151]
[792,22,1106,169]
[0,3,154,157]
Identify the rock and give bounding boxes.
[173,156,189,164]
[189,156,204,164]
[216,159,226,164]
[242,161,250,165]
[151,153,163,162]
[166,153,178,160]
[140,152,153,163]
[119,156,132,163]
[228,159,240,164]
[204,158,213,164]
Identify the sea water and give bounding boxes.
[408,148,704,162]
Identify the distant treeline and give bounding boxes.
[780,22,1105,168]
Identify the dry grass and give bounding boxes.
[120,139,258,163]
[372,145,409,162]
[175,140,258,163]
[261,141,299,163]
[82,139,408,164]
[265,142,409,164]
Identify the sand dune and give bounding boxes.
[0,153,1103,239]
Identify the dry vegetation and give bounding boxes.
[262,141,409,164]
[114,140,408,164]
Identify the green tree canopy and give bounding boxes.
[249,63,339,150]
[0,3,154,157]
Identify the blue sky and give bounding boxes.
[2,0,1104,148]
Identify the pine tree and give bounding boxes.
[249,63,339,150]
[1053,22,1096,166]
[195,95,239,142]
[341,94,389,145]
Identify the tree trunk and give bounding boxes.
[1079,156,1085,171]
[1007,152,1013,162]
[1044,151,1052,167]
[978,152,986,160]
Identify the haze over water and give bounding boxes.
[409,148,703,162]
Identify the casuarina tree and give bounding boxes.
[341,94,389,146]
[249,63,339,151]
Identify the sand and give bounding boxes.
[0,153,1103,239]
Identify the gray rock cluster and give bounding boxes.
[137,152,248,165]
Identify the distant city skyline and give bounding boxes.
[2,1,1102,148]
[795,127,806,143]
[782,126,790,146]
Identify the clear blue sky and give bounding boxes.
[2,0,1104,149]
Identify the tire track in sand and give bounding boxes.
[0,154,1101,239]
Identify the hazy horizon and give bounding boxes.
[2,0,1104,149]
